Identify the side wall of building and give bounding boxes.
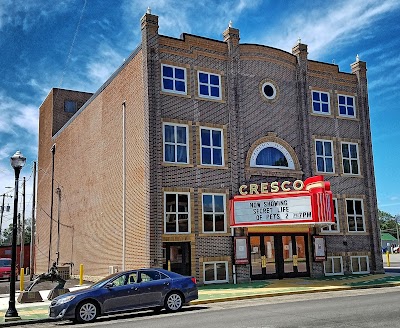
[36,50,149,278]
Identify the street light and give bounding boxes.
[5,150,26,321]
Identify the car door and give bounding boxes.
[102,271,141,313]
[138,270,172,307]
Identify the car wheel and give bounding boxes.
[75,301,98,323]
[164,292,183,312]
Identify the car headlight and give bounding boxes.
[54,295,76,306]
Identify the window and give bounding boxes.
[312,90,330,114]
[250,141,295,169]
[315,139,334,173]
[346,199,365,232]
[338,94,356,118]
[203,261,228,284]
[198,71,221,100]
[163,123,189,164]
[200,127,224,166]
[202,194,226,233]
[324,256,343,276]
[161,64,187,95]
[261,82,277,100]
[351,256,369,274]
[341,142,360,175]
[164,192,190,234]
[64,100,77,113]
[321,198,339,232]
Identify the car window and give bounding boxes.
[127,272,137,284]
[0,259,11,267]
[139,270,168,282]
[112,274,127,287]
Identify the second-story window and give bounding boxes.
[198,71,221,100]
[163,123,189,164]
[341,142,360,175]
[200,127,224,166]
[315,139,334,173]
[161,64,187,95]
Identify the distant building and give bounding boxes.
[36,11,383,283]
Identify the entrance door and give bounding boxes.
[163,242,191,276]
[250,234,309,280]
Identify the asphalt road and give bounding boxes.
[12,285,400,328]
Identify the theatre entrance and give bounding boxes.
[249,234,310,280]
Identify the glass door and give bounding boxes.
[250,234,309,280]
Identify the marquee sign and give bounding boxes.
[230,176,334,226]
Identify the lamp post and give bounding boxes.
[5,151,26,321]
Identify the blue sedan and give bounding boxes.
[49,268,198,323]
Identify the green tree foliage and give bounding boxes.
[1,218,31,245]
[378,209,398,235]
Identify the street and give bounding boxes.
[11,285,400,328]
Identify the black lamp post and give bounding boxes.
[5,150,26,321]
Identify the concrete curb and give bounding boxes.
[2,281,400,326]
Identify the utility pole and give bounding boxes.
[0,193,13,245]
[396,215,400,247]
[20,177,25,271]
[30,161,36,280]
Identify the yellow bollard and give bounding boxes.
[386,251,390,267]
[79,264,84,285]
[20,267,24,291]
[168,260,171,271]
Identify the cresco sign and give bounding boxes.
[230,176,334,226]
[239,179,305,195]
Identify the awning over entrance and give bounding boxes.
[230,176,334,227]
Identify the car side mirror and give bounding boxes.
[105,282,114,289]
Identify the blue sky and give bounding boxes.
[1,0,400,231]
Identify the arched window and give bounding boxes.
[250,142,295,169]
[256,147,288,167]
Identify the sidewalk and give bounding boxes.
[1,272,400,326]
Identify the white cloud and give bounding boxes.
[258,0,400,58]
[0,92,39,137]
[86,44,125,86]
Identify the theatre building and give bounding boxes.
[36,11,383,284]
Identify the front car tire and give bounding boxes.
[75,301,98,323]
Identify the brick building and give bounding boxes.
[36,11,383,283]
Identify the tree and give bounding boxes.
[0,218,31,245]
[378,209,398,236]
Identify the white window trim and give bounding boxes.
[203,261,229,284]
[324,256,344,276]
[261,82,277,100]
[315,139,335,174]
[346,198,365,233]
[341,142,360,175]
[161,64,187,95]
[337,94,356,118]
[202,193,227,233]
[163,122,189,164]
[197,70,222,100]
[350,256,370,274]
[321,198,340,233]
[312,90,331,115]
[200,127,225,166]
[249,141,295,169]
[164,192,191,234]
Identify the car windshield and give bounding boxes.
[90,272,120,289]
[0,259,11,267]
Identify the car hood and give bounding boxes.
[53,287,92,300]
